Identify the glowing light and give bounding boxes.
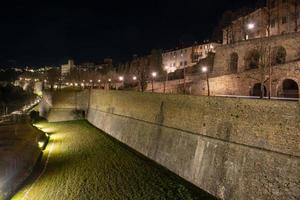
[202,66,208,73]
[74,83,78,86]
[108,78,112,82]
[118,76,124,81]
[132,76,137,81]
[98,80,101,83]
[81,83,85,87]
[90,80,93,83]
[248,23,255,30]
[151,72,157,78]
[38,141,45,149]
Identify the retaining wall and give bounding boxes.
[41,90,300,200]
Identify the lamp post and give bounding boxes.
[202,66,210,96]
[108,78,111,90]
[98,79,101,89]
[118,76,124,90]
[151,72,157,93]
[89,80,93,88]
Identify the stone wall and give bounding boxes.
[214,32,300,75]
[40,90,89,122]
[85,90,300,200]
[189,61,300,97]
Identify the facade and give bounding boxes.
[61,59,75,76]
[223,0,300,45]
[190,32,300,98]
[162,42,220,73]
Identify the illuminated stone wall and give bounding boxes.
[190,60,300,97]
[40,90,89,122]
[86,90,300,200]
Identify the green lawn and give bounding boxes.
[12,120,216,200]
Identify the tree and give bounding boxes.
[292,0,300,32]
[246,40,272,99]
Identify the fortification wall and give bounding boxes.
[40,90,300,199]
[190,61,300,97]
[40,90,89,122]
[214,32,300,75]
[86,90,300,200]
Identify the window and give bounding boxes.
[271,19,276,28]
[282,16,287,24]
[180,61,183,66]
[184,61,188,66]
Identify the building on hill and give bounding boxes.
[162,42,220,74]
[223,0,300,45]
[189,32,300,98]
[61,59,75,76]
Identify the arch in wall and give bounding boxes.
[229,52,239,73]
[271,46,287,65]
[281,79,299,98]
[251,83,267,98]
[245,49,260,70]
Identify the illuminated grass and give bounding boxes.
[12,120,216,200]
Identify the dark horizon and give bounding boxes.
[0,0,256,67]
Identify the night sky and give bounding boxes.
[0,0,256,67]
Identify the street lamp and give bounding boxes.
[247,23,255,30]
[118,76,124,90]
[202,66,210,96]
[132,76,137,81]
[97,79,101,89]
[108,78,112,90]
[151,72,157,93]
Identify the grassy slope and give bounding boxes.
[12,120,216,200]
